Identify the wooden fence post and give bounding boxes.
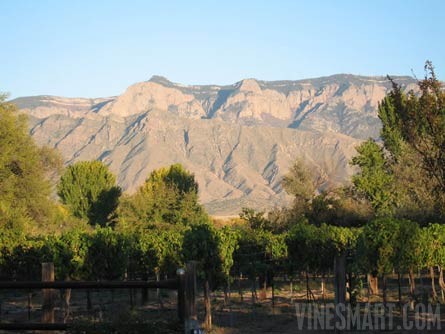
[334,254,346,305]
[177,268,186,322]
[184,261,200,333]
[334,254,346,332]
[41,262,55,324]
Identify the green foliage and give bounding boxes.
[282,160,317,217]
[356,217,400,276]
[239,208,270,231]
[217,226,240,282]
[393,220,422,273]
[286,222,355,275]
[349,63,445,221]
[419,224,445,269]
[46,227,90,280]
[282,160,372,227]
[57,160,121,226]
[382,63,445,199]
[0,230,53,280]
[353,62,445,220]
[0,95,61,232]
[308,188,372,227]
[182,221,225,288]
[150,163,199,195]
[130,226,185,278]
[232,224,266,279]
[351,139,395,215]
[83,227,129,280]
[116,164,206,229]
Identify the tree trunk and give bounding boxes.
[367,273,379,295]
[224,285,229,306]
[238,273,243,302]
[382,275,387,310]
[62,287,71,322]
[156,271,164,309]
[408,269,416,295]
[321,276,326,303]
[430,266,438,302]
[290,279,294,303]
[347,270,354,304]
[408,269,415,310]
[251,277,257,304]
[228,278,231,303]
[204,280,212,331]
[306,271,310,302]
[259,273,267,300]
[438,266,445,303]
[271,275,275,310]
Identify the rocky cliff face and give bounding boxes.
[13,74,416,215]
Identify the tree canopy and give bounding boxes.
[351,62,445,221]
[57,160,121,226]
[116,163,206,229]
[0,95,62,232]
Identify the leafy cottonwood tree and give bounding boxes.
[351,139,396,215]
[308,188,372,227]
[282,160,317,215]
[283,159,371,226]
[57,161,121,226]
[356,217,400,302]
[352,62,445,220]
[0,95,62,232]
[116,163,207,229]
[379,62,445,219]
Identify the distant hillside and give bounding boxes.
[13,74,416,215]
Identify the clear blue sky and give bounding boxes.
[2,0,444,98]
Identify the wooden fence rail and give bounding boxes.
[0,279,179,290]
[0,262,197,333]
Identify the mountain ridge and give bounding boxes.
[12,74,417,215]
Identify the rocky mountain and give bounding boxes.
[13,74,416,215]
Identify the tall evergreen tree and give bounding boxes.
[57,161,121,226]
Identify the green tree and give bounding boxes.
[378,63,445,219]
[0,95,61,232]
[239,208,271,231]
[282,160,316,200]
[83,227,128,280]
[384,63,445,192]
[356,217,400,303]
[116,164,206,228]
[57,161,121,226]
[350,63,445,221]
[308,188,372,227]
[392,220,422,303]
[350,140,395,215]
[182,221,223,330]
[282,159,324,223]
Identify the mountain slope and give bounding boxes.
[13,74,416,215]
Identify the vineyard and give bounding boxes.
[1,218,445,332]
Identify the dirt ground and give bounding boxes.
[1,275,444,333]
